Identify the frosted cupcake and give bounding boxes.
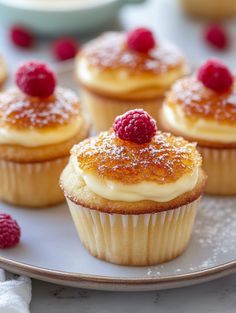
[60,109,206,266]
[76,28,186,132]
[0,56,7,87]
[180,0,236,20]
[161,59,236,195]
[0,61,89,207]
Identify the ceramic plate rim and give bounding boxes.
[1,255,236,287]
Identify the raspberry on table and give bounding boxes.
[10,25,33,48]
[204,25,228,50]
[16,61,57,98]
[52,37,78,61]
[113,109,157,144]
[127,27,156,53]
[197,59,233,92]
[0,214,21,249]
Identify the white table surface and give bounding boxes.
[30,274,236,313]
[0,0,236,311]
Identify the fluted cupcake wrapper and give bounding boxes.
[198,146,236,195]
[0,157,68,207]
[66,197,200,266]
[79,87,164,134]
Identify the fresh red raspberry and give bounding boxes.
[52,37,78,61]
[0,214,21,249]
[16,61,56,98]
[10,25,33,48]
[127,27,156,53]
[113,109,157,144]
[197,59,233,92]
[204,25,228,50]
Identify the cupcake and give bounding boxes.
[0,56,7,87]
[0,61,89,207]
[60,109,206,266]
[161,59,236,195]
[180,0,236,20]
[76,28,186,133]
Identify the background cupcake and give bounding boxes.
[61,109,206,266]
[180,0,236,20]
[0,55,7,88]
[161,59,236,195]
[0,61,89,207]
[76,28,186,132]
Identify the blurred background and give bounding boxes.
[0,0,236,79]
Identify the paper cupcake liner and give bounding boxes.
[66,197,200,266]
[180,0,235,19]
[79,87,164,133]
[0,157,68,207]
[198,146,236,195]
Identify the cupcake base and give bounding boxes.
[66,197,200,266]
[198,146,236,195]
[0,157,68,207]
[80,87,164,133]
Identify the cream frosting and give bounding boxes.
[163,104,236,143]
[0,116,83,147]
[69,155,199,203]
[77,57,185,96]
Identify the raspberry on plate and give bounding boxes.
[10,25,33,48]
[197,59,233,92]
[52,37,78,61]
[16,61,56,98]
[0,214,21,248]
[204,25,228,50]
[127,27,156,53]
[113,109,157,144]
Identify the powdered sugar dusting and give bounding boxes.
[0,87,80,129]
[72,130,201,184]
[170,76,236,123]
[82,32,184,74]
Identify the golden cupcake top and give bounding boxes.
[0,87,80,130]
[167,59,236,125]
[0,56,7,86]
[0,61,81,130]
[168,76,236,124]
[79,31,185,75]
[72,110,201,185]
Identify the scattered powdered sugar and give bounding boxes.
[146,196,236,277]
[194,196,236,258]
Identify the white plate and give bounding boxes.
[0,65,236,291]
[0,196,236,291]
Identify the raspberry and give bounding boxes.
[197,59,233,92]
[113,109,157,144]
[52,37,78,61]
[10,25,33,48]
[204,25,228,50]
[16,61,56,98]
[127,28,156,53]
[0,214,21,249]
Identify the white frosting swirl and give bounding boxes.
[163,104,236,143]
[70,155,199,202]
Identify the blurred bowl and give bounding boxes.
[0,0,145,35]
